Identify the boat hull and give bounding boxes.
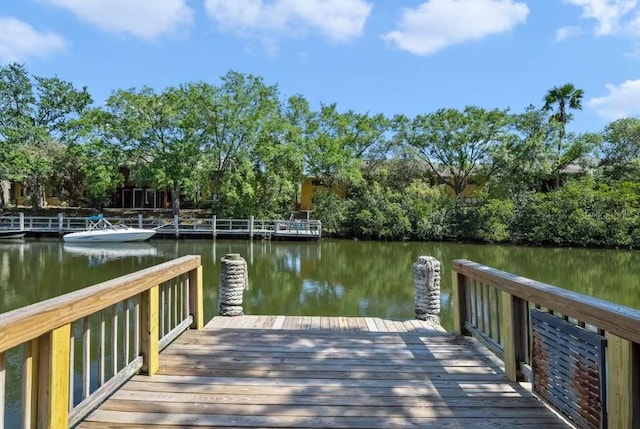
[63,229,156,243]
[0,230,27,240]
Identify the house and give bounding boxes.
[1,180,62,207]
[298,177,347,211]
[109,167,171,209]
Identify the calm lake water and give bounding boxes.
[2,238,640,332]
[2,238,640,425]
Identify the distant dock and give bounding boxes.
[0,213,322,240]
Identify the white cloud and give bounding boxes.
[556,25,583,41]
[381,0,529,56]
[0,17,66,63]
[204,0,372,46]
[588,79,640,119]
[41,0,193,40]
[564,0,637,36]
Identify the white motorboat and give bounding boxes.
[63,216,156,243]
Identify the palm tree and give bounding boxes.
[542,83,584,186]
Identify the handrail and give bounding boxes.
[0,256,204,429]
[0,255,201,353]
[453,259,640,344]
[452,259,639,429]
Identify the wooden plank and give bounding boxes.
[452,271,468,335]
[188,266,204,329]
[111,389,550,407]
[0,351,4,428]
[364,318,377,332]
[272,315,285,330]
[128,373,529,389]
[0,255,201,353]
[22,339,39,429]
[606,333,639,429]
[38,324,71,429]
[373,318,387,332]
[121,380,527,397]
[140,285,159,375]
[310,317,321,330]
[112,304,118,376]
[500,291,524,382]
[82,409,565,428]
[453,259,640,344]
[99,398,556,418]
[98,310,105,385]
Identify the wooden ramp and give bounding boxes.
[78,316,568,428]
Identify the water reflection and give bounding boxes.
[63,242,160,266]
[0,239,639,330]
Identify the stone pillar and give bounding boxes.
[219,254,248,316]
[414,256,441,324]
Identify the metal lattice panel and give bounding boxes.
[531,309,607,429]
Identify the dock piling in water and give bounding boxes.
[414,256,441,324]
[219,254,248,316]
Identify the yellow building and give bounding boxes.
[299,177,347,211]
[6,182,61,207]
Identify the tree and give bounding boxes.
[99,85,209,215]
[401,106,512,198]
[542,83,584,187]
[599,117,640,181]
[198,71,287,216]
[0,63,92,210]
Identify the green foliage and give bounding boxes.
[400,106,512,197]
[0,63,92,209]
[3,64,640,250]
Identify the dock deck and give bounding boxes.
[78,315,568,429]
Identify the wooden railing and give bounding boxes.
[0,255,203,429]
[452,259,639,429]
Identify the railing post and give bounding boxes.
[138,214,143,229]
[188,266,204,329]
[58,213,64,233]
[140,285,159,375]
[212,215,217,239]
[501,292,525,382]
[37,324,71,429]
[249,216,254,240]
[451,271,468,335]
[174,215,179,238]
[219,254,247,316]
[606,334,639,428]
[19,212,25,231]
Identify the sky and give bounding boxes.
[1,0,640,134]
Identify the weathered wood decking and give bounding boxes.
[78,315,568,429]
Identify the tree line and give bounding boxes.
[1,64,639,247]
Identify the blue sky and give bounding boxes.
[1,0,640,134]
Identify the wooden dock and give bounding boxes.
[0,214,322,240]
[3,256,638,429]
[78,315,568,429]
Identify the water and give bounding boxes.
[2,238,640,425]
[2,239,639,331]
